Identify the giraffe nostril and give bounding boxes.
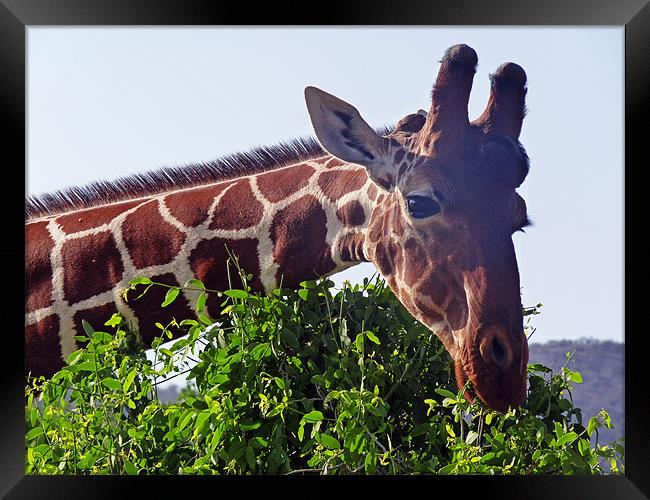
[479,327,513,370]
[491,336,507,367]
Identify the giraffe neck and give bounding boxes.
[25,154,378,377]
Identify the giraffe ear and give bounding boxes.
[305,86,395,190]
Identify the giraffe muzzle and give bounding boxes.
[456,324,529,412]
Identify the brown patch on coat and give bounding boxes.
[25,221,55,312]
[25,314,61,378]
[323,157,347,169]
[367,205,389,244]
[399,292,417,319]
[447,297,468,330]
[210,179,264,230]
[189,237,263,316]
[403,238,429,284]
[374,241,394,276]
[413,297,445,324]
[318,169,368,202]
[56,200,142,233]
[419,274,449,310]
[164,181,235,227]
[391,241,404,277]
[389,203,405,237]
[125,272,196,346]
[336,200,366,227]
[256,163,315,203]
[387,275,401,297]
[73,302,119,348]
[338,233,366,262]
[270,195,336,287]
[62,231,124,305]
[367,221,382,244]
[122,200,186,268]
[367,183,378,201]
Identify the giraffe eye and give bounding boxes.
[406,195,441,219]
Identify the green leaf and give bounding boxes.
[587,417,598,437]
[568,371,583,384]
[198,314,213,326]
[365,331,380,345]
[224,289,249,299]
[245,446,256,469]
[302,411,323,423]
[577,438,591,456]
[124,460,138,475]
[184,278,205,290]
[445,423,456,438]
[92,331,112,343]
[318,433,340,450]
[76,361,98,372]
[177,412,194,431]
[195,410,211,434]
[480,452,499,465]
[104,313,123,328]
[81,319,94,336]
[101,377,122,391]
[129,277,152,286]
[240,422,261,431]
[298,289,309,301]
[435,388,456,400]
[250,343,270,360]
[162,287,180,307]
[438,463,456,475]
[354,333,364,351]
[528,363,552,373]
[196,292,207,313]
[281,329,299,348]
[26,427,44,440]
[465,430,479,445]
[557,431,578,446]
[601,410,613,428]
[364,451,376,474]
[123,370,138,392]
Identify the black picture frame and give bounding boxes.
[3,1,647,498]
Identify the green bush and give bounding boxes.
[25,268,624,475]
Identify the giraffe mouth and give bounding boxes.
[454,359,477,403]
[453,353,527,413]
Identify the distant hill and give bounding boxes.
[157,338,625,447]
[528,338,624,447]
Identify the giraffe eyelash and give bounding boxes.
[516,215,533,233]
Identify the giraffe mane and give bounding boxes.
[25,125,394,220]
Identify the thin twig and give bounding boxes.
[285,462,345,475]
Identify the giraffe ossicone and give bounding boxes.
[26,44,531,412]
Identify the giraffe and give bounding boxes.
[25,44,531,412]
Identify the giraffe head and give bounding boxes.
[305,44,530,412]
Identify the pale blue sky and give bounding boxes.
[27,27,624,344]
